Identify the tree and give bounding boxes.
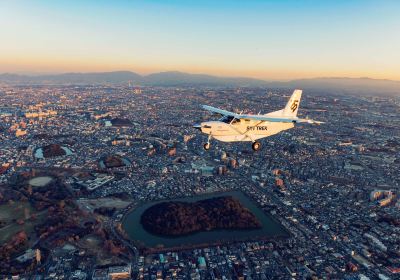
[27,185,33,196]
[59,200,65,209]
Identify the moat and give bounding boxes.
[122,191,289,248]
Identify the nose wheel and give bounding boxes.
[252,141,261,151]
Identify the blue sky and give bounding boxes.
[0,0,399,80]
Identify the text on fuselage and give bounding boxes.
[247,126,268,131]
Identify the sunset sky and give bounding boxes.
[1,0,399,80]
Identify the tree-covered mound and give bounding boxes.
[141,196,261,236]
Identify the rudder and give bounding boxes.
[283,89,302,117]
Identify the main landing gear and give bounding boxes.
[252,141,261,151]
[203,137,261,152]
[203,135,212,151]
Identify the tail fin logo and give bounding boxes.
[290,100,299,112]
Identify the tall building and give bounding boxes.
[35,249,41,264]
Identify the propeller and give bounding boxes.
[193,124,202,130]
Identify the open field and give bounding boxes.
[28,176,54,187]
[76,198,131,213]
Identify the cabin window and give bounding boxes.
[220,116,240,124]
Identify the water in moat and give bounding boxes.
[122,190,289,248]
[34,146,73,159]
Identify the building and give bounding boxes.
[25,110,57,118]
[35,249,41,264]
[16,249,35,263]
[92,269,108,280]
[198,257,207,269]
[133,88,142,94]
[370,190,395,207]
[108,265,131,279]
[15,129,27,137]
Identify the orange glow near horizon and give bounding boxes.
[1,55,399,81]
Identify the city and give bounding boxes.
[0,85,399,279]
[1,1,400,279]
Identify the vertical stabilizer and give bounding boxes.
[283,89,302,117]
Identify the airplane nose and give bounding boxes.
[193,124,202,130]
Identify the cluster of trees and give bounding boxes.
[1,172,90,272]
[0,231,29,273]
[104,240,124,255]
[42,144,67,158]
[141,196,261,236]
[21,179,69,211]
[378,214,400,226]
[0,169,128,273]
[102,155,125,168]
[94,206,116,216]
[0,187,23,204]
[94,228,127,256]
[110,117,133,127]
[34,205,94,243]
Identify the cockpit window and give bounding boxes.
[220,116,240,124]
[220,116,233,123]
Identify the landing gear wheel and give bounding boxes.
[203,143,211,150]
[252,141,261,151]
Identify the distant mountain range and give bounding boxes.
[0,71,267,87]
[0,71,399,95]
[275,77,400,96]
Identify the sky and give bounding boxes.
[0,0,399,80]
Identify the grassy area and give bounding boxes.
[28,176,54,188]
[0,202,47,246]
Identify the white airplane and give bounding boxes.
[194,89,324,151]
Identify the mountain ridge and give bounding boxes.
[0,71,399,95]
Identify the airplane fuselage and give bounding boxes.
[199,119,294,142]
[195,89,322,151]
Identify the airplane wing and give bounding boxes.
[241,115,325,124]
[240,114,297,123]
[202,105,238,117]
[202,105,324,124]
[240,115,325,124]
[295,118,325,125]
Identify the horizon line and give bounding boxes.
[1,70,399,83]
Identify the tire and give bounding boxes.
[203,143,211,150]
[252,141,261,151]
